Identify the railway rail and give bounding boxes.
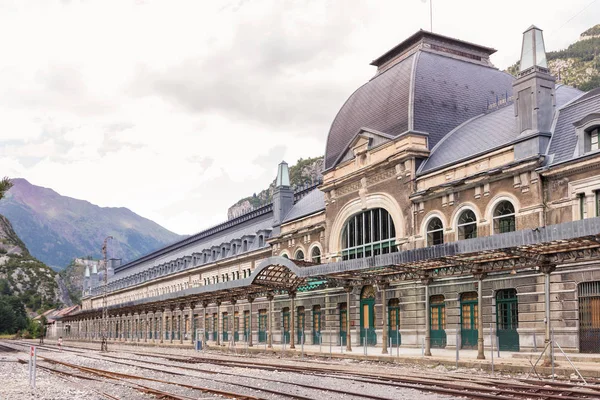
[4,340,600,400]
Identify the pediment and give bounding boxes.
[337,128,394,164]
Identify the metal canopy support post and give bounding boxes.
[346,287,352,352]
[290,292,296,349]
[189,304,195,344]
[424,278,432,356]
[476,273,485,360]
[542,263,555,364]
[216,301,221,346]
[248,298,254,347]
[381,283,388,354]
[267,294,273,348]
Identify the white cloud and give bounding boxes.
[0,0,597,234]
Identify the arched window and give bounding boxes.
[426,217,444,246]
[493,201,516,234]
[457,210,477,240]
[282,253,289,259]
[295,249,305,260]
[341,208,396,260]
[311,247,321,263]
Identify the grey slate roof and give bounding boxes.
[412,52,514,150]
[324,54,414,169]
[283,188,325,223]
[324,50,514,170]
[419,85,584,174]
[111,212,274,280]
[548,88,600,166]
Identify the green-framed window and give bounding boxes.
[341,208,396,261]
[493,201,516,234]
[457,209,477,240]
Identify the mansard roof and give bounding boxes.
[324,48,514,170]
[419,84,583,175]
[548,88,600,166]
[283,188,325,223]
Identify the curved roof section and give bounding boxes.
[324,50,515,170]
[283,188,325,223]
[419,85,583,174]
[324,54,415,169]
[412,51,514,150]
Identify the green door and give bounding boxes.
[297,307,305,344]
[258,310,267,342]
[244,311,250,341]
[222,313,228,341]
[340,304,347,346]
[234,313,240,342]
[461,292,478,348]
[388,299,401,346]
[282,308,290,344]
[496,289,519,351]
[312,306,322,344]
[430,295,447,348]
[360,298,376,345]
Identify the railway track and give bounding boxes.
[5,340,600,399]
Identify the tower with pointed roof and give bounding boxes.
[513,25,556,159]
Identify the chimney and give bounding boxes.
[90,263,98,289]
[513,25,556,160]
[83,265,90,295]
[272,161,294,227]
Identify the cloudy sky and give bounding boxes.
[0,0,597,235]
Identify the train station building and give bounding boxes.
[60,26,600,358]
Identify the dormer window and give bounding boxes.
[258,235,264,247]
[232,244,236,255]
[242,240,248,252]
[222,247,226,258]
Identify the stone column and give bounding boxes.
[179,304,184,344]
[216,301,221,346]
[380,282,388,355]
[230,300,236,346]
[189,303,195,344]
[476,273,486,360]
[424,279,432,356]
[202,301,208,347]
[170,306,175,343]
[346,287,352,351]
[160,307,166,343]
[267,293,274,348]
[248,297,254,347]
[290,292,296,349]
[144,310,148,342]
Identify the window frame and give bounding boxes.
[341,208,397,261]
[457,209,478,240]
[426,217,444,246]
[492,200,516,234]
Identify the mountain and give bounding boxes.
[506,24,600,91]
[0,179,184,269]
[0,214,67,313]
[227,156,324,219]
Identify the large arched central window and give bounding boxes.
[341,208,396,260]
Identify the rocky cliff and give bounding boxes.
[0,178,184,269]
[0,214,68,312]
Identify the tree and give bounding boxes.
[0,177,12,201]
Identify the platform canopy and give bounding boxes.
[64,217,600,318]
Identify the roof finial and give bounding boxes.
[276,161,290,188]
[519,25,548,75]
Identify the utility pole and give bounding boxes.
[100,236,113,352]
